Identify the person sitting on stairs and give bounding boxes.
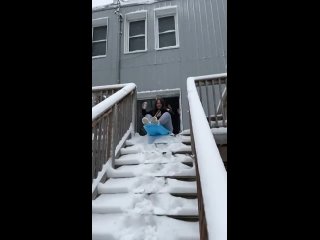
[141,98,173,133]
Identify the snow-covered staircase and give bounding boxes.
[92,134,200,240]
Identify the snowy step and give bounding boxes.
[168,143,192,153]
[107,162,196,178]
[120,145,143,155]
[210,119,227,127]
[92,213,200,240]
[115,152,193,165]
[92,193,198,216]
[180,127,227,136]
[120,142,192,155]
[98,176,197,195]
[177,135,191,144]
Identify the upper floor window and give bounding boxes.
[92,26,107,57]
[92,17,108,58]
[124,11,147,54]
[155,6,179,50]
[129,20,146,52]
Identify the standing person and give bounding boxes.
[142,98,173,133]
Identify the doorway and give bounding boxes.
[136,89,182,135]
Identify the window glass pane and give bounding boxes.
[92,41,106,56]
[129,36,145,51]
[158,16,175,33]
[159,32,176,48]
[93,26,107,41]
[129,20,145,36]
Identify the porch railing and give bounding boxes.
[92,83,137,183]
[187,73,227,240]
[194,74,227,128]
[92,84,127,107]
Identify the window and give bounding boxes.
[124,11,147,53]
[129,20,146,52]
[158,16,176,48]
[92,26,107,57]
[155,6,179,50]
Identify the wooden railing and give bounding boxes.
[194,74,227,128]
[187,73,227,240]
[92,84,126,107]
[92,83,137,182]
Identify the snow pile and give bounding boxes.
[107,162,195,178]
[115,151,193,165]
[92,192,198,215]
[121,134,192,154]
[98,176,197,194]
[92,213,200,240]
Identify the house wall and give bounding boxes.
[92,0,227,129]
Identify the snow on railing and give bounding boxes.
[92,83,137,185]
[92,84,128,107]
[187,73,227,240]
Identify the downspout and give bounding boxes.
[114,0,123,84]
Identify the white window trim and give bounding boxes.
[124,11,148,54]
[154,6,179,51]
[92,17,109,58]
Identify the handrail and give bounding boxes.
[187,73,227,240]
[92,84,127,91]
[92,83,137,184]
[92,83,136,121]
[92,84,129,107]
[193,73,227,127]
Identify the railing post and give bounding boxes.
[131,90,137,136]
[205,80,211,127]
[111,103,118,169]
[218,78,226,127]
[211,79,219,127]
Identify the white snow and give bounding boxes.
[92,193,198,215]
[92,124,133,194]
[121,134,192,154]
[210,119,227,127]
[92,213,200,240]
[93,0,159,9]
[187,74,227,240]
[92,161,110,194]
[115,124,134,155]
[98,176,197,194]
[115,152,193,165]
[176,135,191,143]
[120,145,143,155]
[211,127,227,135]
[107,162,195,178]
[179,127,227,136]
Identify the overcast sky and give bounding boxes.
[92,0,114,8]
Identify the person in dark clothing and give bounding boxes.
[141,98,173,132]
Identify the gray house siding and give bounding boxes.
[92,0,227,129]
